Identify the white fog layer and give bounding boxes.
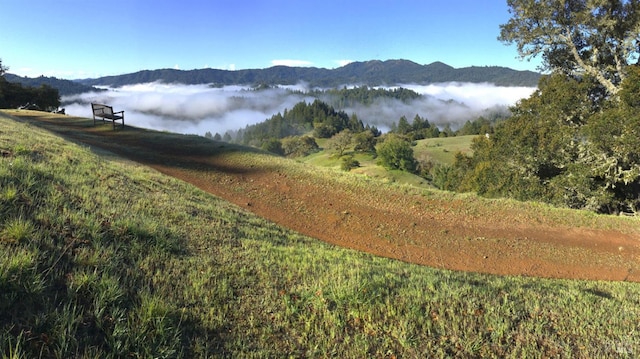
[62,82,536,136]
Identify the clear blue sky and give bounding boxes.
[1,0,541,79]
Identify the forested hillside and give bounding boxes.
[311,85,422,107]
[78,60,541,88]
[240,99,369,147]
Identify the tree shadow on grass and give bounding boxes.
[7,110,276,176]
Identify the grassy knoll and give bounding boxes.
[305,135,475,187]
[303,149,430,187]
[1,112,640,357]
[414,135,476,165]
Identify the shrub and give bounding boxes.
[340,156,360,171]
[281,136,320,157]
[261,138,284,156]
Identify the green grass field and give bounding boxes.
[1,111,639,358]
[305,134,476,188]
[415,135,476,165]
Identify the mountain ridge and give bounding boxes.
[77,59,541,88]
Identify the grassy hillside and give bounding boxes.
[1,112,640,357]
[304,135,476,187]
[415,135,476,165]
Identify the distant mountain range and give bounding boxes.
[6,60,541,96]
[81,60,540,88]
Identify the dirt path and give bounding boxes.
[11,111,640,282]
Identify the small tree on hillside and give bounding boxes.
[396,116,412,135]
[281,136,320,157]
[329,129,353,157]
[377,135,417,173]
[341,155,360,171]
[353,130,377,154]
[261,138,284,156]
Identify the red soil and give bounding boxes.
[14,111,640,282]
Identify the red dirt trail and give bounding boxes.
[11,111,640,282]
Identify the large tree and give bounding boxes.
[447,1,640,213]
[499,0,640,95]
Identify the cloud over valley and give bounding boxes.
[62,82,536,137]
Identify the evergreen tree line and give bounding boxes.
[310,85,422,107]
[0,59,60,110]
[238,99,378,147]
[0,78,60,111]
[236,95,501,150]
[388,113,507,140]
[388,114,443,139]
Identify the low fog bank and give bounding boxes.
[337,83,536,131]
[62,83,313,135]
[62,82,536,137]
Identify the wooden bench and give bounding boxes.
[91,103,124,129]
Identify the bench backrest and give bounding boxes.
[91,103,114,116]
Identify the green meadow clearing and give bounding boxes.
[307,135,475,187]
[1,110,639,358]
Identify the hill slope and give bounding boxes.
[7,109,639,282]
[78,59,541,88]
[3,109,640,358]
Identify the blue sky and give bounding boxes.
[1,0,541,79]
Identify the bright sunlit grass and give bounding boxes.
[414,135,476,165]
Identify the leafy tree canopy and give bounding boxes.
[0,79,60,110]
[281,136,320,157]
[446,68,640,214]
[328,129,354,157]
[377,135,417,173]
[438,1,640,213]
[500,0,640,95]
